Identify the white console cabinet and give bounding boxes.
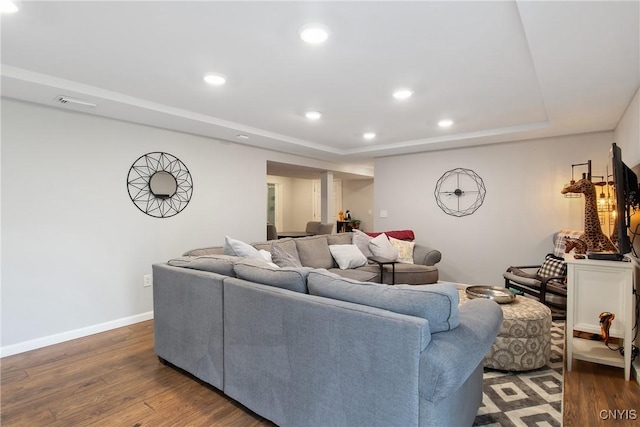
[565,256,637,381]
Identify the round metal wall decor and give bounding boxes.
[127,152,193,218]
[434,168,486,217]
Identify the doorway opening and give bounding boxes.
[266,182,283,231]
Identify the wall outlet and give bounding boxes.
[143,274,152,287]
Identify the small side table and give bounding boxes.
[368,256,398,284]
[565,257,637,381]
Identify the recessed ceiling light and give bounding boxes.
[305,111,322,120]
[203,73,227,86]
[236,134,249,139]
[363,132,376,140]
[438,119,454,127]
[393,89,413,100]
[299,23,330,45]
[0,1,19,14]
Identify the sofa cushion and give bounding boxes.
[223,236,264,260]
[327,268,378,282]
[352,229,374,258]
[182,246,224,256]
[167,255,238,277]
[271,243,303,268]
[326,233,353,245]
[307,270,459,332]
[354,263,439,285]
[252,241,274,252]
[369,233,399,260]
[233,259,312,293]
[389,237,415,264]
[329,244,368,269]
[295,235,334,268]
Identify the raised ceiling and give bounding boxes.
[1,1,638,163]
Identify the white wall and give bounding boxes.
[0,99,360,355]
[615,87,640,167]
[374,132,613,285]
[291,178,315,231]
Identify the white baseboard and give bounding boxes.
[0,311,154,358]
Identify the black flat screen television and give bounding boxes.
[611,143,639,256]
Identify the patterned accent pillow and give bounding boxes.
[389,237,415,264]
[537,254,567,285]
[553,229,584,257]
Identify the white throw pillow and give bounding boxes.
[259,249,273,263]
[259,249,280,268]
[329,244,369,269]
[368,233,399,261]
[223,236,264,260]
[389,237,415,264]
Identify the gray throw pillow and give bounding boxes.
[352,229,374,258]
[271,243,303,268]
[295,236,333,268]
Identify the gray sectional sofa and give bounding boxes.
[182,232,441,285]
[152,233,503,427]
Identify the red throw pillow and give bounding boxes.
[364,229,415,241]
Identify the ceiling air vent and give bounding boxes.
[55,96,97,108]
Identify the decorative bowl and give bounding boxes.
[465,285,516,304]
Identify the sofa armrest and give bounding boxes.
[413,244,442,266]
[418,298,502,404]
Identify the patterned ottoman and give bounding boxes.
[458,289,552,371]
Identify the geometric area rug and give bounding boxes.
[473,321,565,427]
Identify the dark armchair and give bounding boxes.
[503,254,567,320]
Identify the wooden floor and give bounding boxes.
[563,359,640,426]
[2,320,639,426]
[1,321,273,427]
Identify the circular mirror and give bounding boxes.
[127,152,193,218]
[149,171,177,199]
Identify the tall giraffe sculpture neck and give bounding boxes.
[561,178,617,252]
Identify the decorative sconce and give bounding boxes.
[563,160,592,198]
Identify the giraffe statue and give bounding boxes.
[564,236,588,254]
[561,178,617,252]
